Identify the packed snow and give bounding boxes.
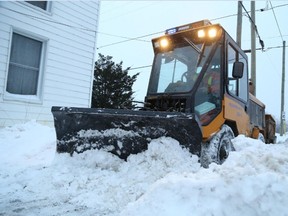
[0,120,288,216]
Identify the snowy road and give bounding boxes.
[1,121,288,216]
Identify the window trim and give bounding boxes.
[4,28,48,104]
[226,42,248,104]
[195,44,223,126]
[227,44,238,97]
[22,1,52,14]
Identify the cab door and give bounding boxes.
[224,38,250,136]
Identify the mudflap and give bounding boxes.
[51,106,202,160]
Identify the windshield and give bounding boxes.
[148,39,215,94]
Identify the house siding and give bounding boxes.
[0,1,100,127]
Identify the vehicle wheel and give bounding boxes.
[217,127,235,164]
[200,124,235,168]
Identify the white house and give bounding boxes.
[0,1,100,127]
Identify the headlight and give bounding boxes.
[208,28,217,38]
[197,29,205,38]
[160,38,169,48]
[198,28,218,39]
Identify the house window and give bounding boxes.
[26,1,47,10]
[6,33,43,96]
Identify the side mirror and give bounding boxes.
[232,61,244,79]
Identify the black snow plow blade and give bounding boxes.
[51,106,202,159]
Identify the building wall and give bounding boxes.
[0,1,100,127]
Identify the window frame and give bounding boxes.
[23,1,52,14]
[194,44,223,126]
[226,42,248,103]
[4,29,48,104]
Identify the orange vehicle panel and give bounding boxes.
[202,109,225,140]
[223,94,250,136]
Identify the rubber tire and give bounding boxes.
[217,127,235,164]
[200,125,235,168]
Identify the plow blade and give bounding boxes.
[51,106,202,159]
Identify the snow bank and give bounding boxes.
[122,135,288,216]
[0,121,288,216]
[0,120,56,168]
[277,132,288,143]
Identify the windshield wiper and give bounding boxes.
[183,37,206,67]
[183,37,202,54]
[196,43,206,67]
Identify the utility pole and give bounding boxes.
[280,40,286,136]
[236,1,242,47]
[250,1,256,96]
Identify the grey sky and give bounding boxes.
[97,1,288,120]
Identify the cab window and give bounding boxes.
[195,46,222,125]
[227,44,248,102]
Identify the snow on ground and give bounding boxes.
[0,121,288,216]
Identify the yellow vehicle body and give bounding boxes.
[202,92,274,143]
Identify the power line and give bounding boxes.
[1,6,98,32]
[211,3,288,21]
[269,1,287,135]
[99,1,134,16]
[99,3,288,50]
[1,6,152,44]
[98,2,287,48]
[265,3,288,11]
[269,1,284,42]
[240,1,265,50]
[243,44,288,53]
[263,34,288,40]
[129,65,152,71]
[97,31,149,43]
[3,2,287,50]
[97,31,163,49]
[130,44,288,71]
[100,2,160,23]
